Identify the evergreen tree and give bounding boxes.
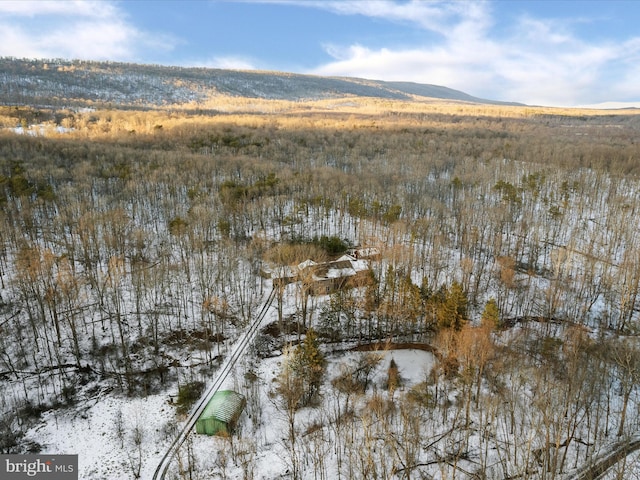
[399,274,423,332]
[419,276,432,301]
[481,297,501,329]
[363,268,380,313]
[387,358,399,397]
[290,328,325,407]
[438,281,468,331]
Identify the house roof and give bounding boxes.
[316,260,354,279]
[267,254,371,282]
[311,256,369,280]
[297,259,317,270]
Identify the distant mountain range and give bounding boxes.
[0,57,518,108]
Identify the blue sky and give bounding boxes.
[1,1,640,107]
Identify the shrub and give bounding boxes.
[176,381,205,415]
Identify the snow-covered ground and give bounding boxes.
[3,132,640,478]
[182,346,436,480]
[19,274,439,480]
[27,389,174,479]
[10,124,73,136]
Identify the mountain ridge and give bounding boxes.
[0,57,520,108]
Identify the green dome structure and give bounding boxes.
[195,390,246,436]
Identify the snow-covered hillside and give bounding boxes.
[0,57,512,108]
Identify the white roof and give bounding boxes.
[268,256,370,281]
[297,259,317,270]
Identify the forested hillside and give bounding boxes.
[0,57,509,107]
[1,83,640,478]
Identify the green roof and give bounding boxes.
[199,390,245,424]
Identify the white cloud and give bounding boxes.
[256,0,490,41]
[0,0,117,18]
[0,0,175,61]
[302,0,640,106]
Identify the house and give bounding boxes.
[301,255,371,295]
[268,254,373,296]
[195,390,246,436]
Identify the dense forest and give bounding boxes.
[2,84,640,479]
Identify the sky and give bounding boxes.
[1,0,640,107]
